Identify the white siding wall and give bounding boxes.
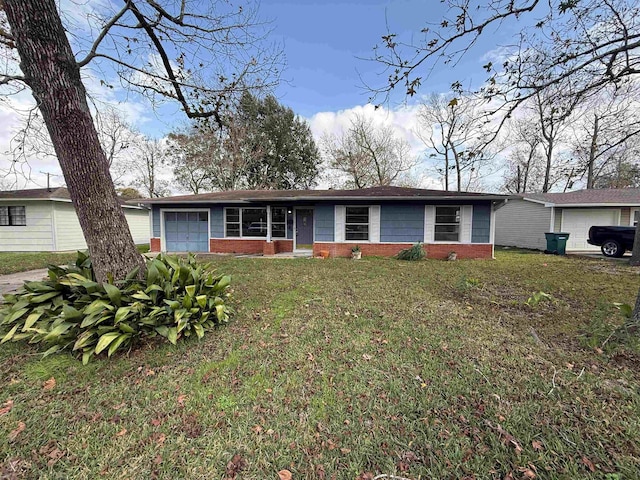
[54,202,88,251]
[461,205,472,243]
[0,201,54,251]
[125,209,151,244]
[495,199,552,250]
[55,203,150,251]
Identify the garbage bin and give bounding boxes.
[544,232,570,255]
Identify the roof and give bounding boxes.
[0,187,71,200]
[134,185,510,204]
[0,187,142,208]
[521,188,640,206]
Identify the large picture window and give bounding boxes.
[345,206,369,241]
[225,207,287,238]
[0,206,26,226]
[435,206,460,241]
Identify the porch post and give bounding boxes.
[266,205,272,242]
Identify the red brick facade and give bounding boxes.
[313,242,492,259]
[209,238,294,255]
[152,237,491,259]
[150,238,161,252]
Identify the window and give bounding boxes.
[271,207,286,238]
[225,208,240,237]
[345,206,369,241]
[0,206,26,226]
[225,207,288,238]
[632,209,639,227]
[435,206,460,241]
[242,208,267,237]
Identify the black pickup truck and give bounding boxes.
[587,226,635,257]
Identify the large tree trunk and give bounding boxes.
[5,0,146,282]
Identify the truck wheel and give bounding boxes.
[601,239,624,258]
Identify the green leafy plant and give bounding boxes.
[458,276,482,291]
[351,245,361,253]
[525,291,553,308]
[0,252,232,363]
[396,242,426,261]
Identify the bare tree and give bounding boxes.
[1,0,281,281]
[132,136,170,198]
[323,114,418,188]
[500,116,544,193]
[571,85,640,188]
[94,108,137,185]
[416,93,495,191]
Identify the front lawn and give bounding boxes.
[0,245,150,275]
[1,251,639,478]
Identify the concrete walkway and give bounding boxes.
[0,268,49,296]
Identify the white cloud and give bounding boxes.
[306,103,441,189]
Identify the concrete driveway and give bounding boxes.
[0,268,49,296]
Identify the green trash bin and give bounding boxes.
[544,232,570,255]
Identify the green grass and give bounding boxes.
[1,251,640,479]
[0,245,150,275]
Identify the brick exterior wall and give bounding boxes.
[313,242,492,259]
[150,238,161,252]
[209,239,294,255]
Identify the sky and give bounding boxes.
[0,0,528,192]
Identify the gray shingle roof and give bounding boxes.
[522,188,640,205]
[135,185,510,204]
[0,187,136,206]
[0,187,71,200]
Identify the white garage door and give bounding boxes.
[561,209,619,250]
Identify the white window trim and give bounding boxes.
[159,208,211,253]
[630,208,640,227]
[433,205,463,243]
[344,205,372,243]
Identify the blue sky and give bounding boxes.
[259,0,525,117]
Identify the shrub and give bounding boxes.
[0,252,232,363]
[396,242,426,261]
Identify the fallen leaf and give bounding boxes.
[225,454,246,479]
[156,433,166,446]
[278,470,292,480]
[43,377,56,391]
[361,354,372,361]
[46,447,65,467]
[0,399,13,416]
[153,454,163,465]
[581,456,596,472]
[518,466,536,478]
[532,440,543,451]
[115,428,127,437]
[151,418,162,427]
[8,421,25,442]
[177,394,187,408]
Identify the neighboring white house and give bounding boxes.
[495,189,640,252]
[0,187,150,252]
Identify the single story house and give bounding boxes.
[495,188,640,252]
[0,187,150,252]
[137,186,509,259]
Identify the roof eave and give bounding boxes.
[134,194,511,205]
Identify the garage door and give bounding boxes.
[562,209,619,250]
[164,211,209,252]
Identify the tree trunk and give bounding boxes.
[586,114,598,189]
[5,0,146,282]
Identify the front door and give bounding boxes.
[295,209,313,249]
